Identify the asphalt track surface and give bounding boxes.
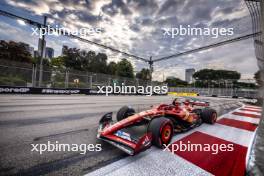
[0,95,251,176]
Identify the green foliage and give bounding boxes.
[50,56,65,69]
[90,53,108,73]
[62,47,83,70]
[165,77,188,87]
[32,57,50,67]
[51,47,136,79]
[61,47,109,73]
[54,47,135,77]
[136,68,150,80]
[233,82,257,89]
[191,69,260,88]
[116,59,134,78]
[0,40,138,85]
[0,76,26,86]
[0,40,32,63]
[51,82,87,89]
[193,69,241,81]
[107,61,117,75]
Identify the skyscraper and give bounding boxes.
[38,38,46,57]
[45,47,54,59]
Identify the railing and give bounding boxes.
[169,87,259,98]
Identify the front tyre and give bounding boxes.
[148,117,174,148]
[201,108,217,124]
[116,106,135,121]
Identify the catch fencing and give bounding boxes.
[0,60,258,98]
[0,60,156,89]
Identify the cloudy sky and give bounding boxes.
[0,0,259,81]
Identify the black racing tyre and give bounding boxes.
[148,117,174,148]
[192,109,202,116]
[116,106,135,121]
[201,108,217,124]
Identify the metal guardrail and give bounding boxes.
[169,87,259,99]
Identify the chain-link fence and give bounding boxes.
[0,59,160,89]
[0,59,258,98]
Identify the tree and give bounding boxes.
[0,40,32,63]
[254,70,263,86]
[90,53,108,73]
[116,59,134,78]
[108,61,117,75]
[32,56,50,67]
[61,47,109,73]
[136,68,151,80]
[193,69,241,81]
[233,82,257,89]
[83,51,96,71]
[165,77,188,87]
[193,69,241,88]
[63,47,82,70]
[51,56,65,69]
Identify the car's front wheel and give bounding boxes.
[148,117,174,148]
[201,108,217,124]
[116,106,135,121]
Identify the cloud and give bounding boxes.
[0,0,258,81]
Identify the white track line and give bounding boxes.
[86,149,212,176]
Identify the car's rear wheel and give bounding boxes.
[148,117,174,148]
[116,106,135,121]
[201,108,217,124]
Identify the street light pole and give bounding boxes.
[148,56,153,82]
[38,16,47,87]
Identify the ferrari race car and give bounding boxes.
[188,98,210,107]
[97,99,217,155]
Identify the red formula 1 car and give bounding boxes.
[97,98,217,155]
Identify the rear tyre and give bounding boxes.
[116,106,135,121]
[148,117,174,148]
[201,108,217,124]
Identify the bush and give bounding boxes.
[51,82,87,89]
[0,76,26,86]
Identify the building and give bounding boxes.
[185,68,195,83]
[45,47,54,59]
[37,38,54,59]
[33,50,39,58]
[38,38,46,57]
